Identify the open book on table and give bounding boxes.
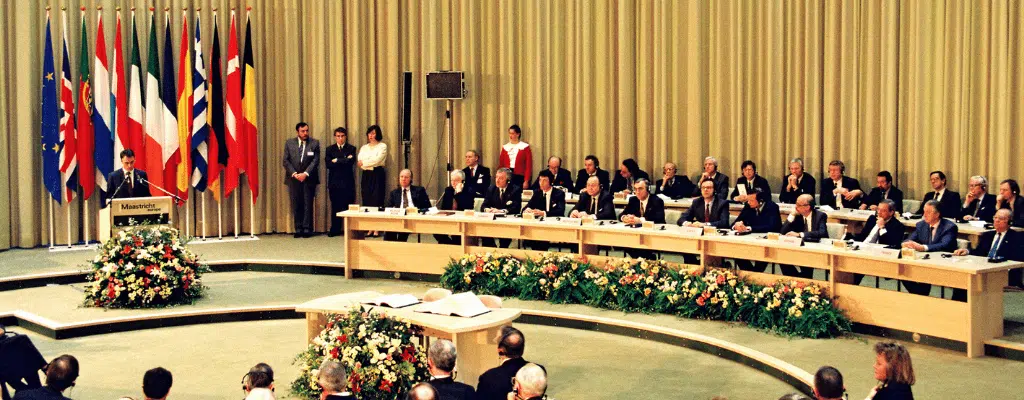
[361,294,421,308]
[413,292,491,318]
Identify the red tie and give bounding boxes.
[705,203,710,223]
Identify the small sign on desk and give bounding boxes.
[703,226,720,236]
[767,232,780,240]
[778,235,803,246]
[680,226,703,236]
[522,189,534,197]
[582,215,597,225]
[557,217,583,226]
[385,207,407,216]
[474,212,496,220]
[901,248,917,259]
[523,212,536,220]
[348,204,361,211]
[865,246,901,259]
[641,220,655,229]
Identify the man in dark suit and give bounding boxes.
[618,179,665,259]
[961,175,997,222]
[424,339,475,400]
[10,355,76,400]
[573,155,610,193]
[819,160,863,209]
[654,162,695,200]
[955,209,1023,294]
[569,176,616,220]
[384,169,431,242]
[531,156,573,190]
[730,160,772,204]
[694,156,730,200]
[462,150,491,198]
[997,179,1024,227]
[510,364,547,400]
[852,199,906,285]
[679,180,731,229]
[523,171,567,251]
[779,157,816,204]
[732,190,781,273]
[434,170,477,245]
[477,326,536,400]
[916,170,962,219]
[902,200,959,296]
[779,194,829,278]
[610,158,649,194]
[481,168,523,248]
[283,122,321,238]
[106,149,151,201]
[325,127,357,236]
[860,171,904,213]
[317,359,356,400]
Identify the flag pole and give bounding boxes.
[49,199,55,247]
[217,197,223,239]
[234,192,240,238]
[201,191,207,238]
[83,197,90,244]
[185,191,191,238]
[249,190,255,238]
[66,202,72,248]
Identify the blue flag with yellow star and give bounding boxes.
[41,14,61,203]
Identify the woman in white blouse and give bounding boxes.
[358,125,388,211]
[498,124,533,188]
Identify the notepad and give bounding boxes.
[414,292,491,318]
[361,294,421,308]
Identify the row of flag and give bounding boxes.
[41,8,259,208]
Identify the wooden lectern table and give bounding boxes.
[99,196,174,242]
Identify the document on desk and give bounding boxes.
[414,292,491,318]
[362,294,421,308]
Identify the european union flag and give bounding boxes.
[41,15,61,203]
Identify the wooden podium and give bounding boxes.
[99,196,174,243]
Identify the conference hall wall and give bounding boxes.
[2,0,1022,250]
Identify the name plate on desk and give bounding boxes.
[866,247,901,259]
[641,220,655,229]
[522,189,534,197]
[852,209,875,216]
[778,235,803,246]
[614,191,626,199]
[385,207,407,216]
[703,226,720,236]
[474,212,496,220]
[901,248,918,259]
[778,204,796,213]
[522,212,536,220]
[348,204,361,211]
[406,207,420,214]
[766,232,780,240]
[680,226,704,236]
[463,210,475,217]
[582,215,597,225]
[557,217,582,226]
[822,239,848,250]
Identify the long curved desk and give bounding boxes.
[341,210,1022,357]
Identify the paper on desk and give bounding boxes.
[362,294,421,308]
[414,292,491,318]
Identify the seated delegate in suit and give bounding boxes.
[574,154,611,194]
[106,149,151,200]
[653,162,695,200]
[523,171,567,251]
[530,156,574,191]
[383,169,431,242]
[618,179,665,260]
[779,194,829,278]
[481,168,523,248]
[678,180,731,229]
[433,170,477,245]
[961,175,997,222]
[851,199,906,286]
[694,156,730,200]
[610,158,649,194]
[997,179,1024,227]
[462,149,491,198]
[779,157,816,204]
[915,170,962,219]
[730,160,772,204]
[901,200,959,296]
[732,189,781,272]
[860,171,904,213]
[569,176,616,221]
[954,209,1023,297]
[819,160,863,209]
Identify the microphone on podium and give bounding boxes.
[137,176,186,205]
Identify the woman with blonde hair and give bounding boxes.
[866,341,915,400]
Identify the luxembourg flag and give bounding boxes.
[93,12,114,198]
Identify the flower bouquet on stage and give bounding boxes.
[84,226,208,308]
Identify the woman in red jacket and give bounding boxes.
[498,124,533,188]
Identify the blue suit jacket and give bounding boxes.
[905,219,959,252]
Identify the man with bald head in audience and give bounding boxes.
[654,162,694,200]
[477,326,539,400]
[12,355,78,400]
[570,176,616,221]
[531,156,573,190]
[779,194,829,278]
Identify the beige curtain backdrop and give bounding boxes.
[1,0,1023,250]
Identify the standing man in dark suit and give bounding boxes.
[819,160,863,209]
[679,180,731,229]
[955,209,1023,293]
[732,189,781,273]
[618,179,665,259]
[574,155,610,193]
[523,171,567,251]
[325,127,357,237]
[477,326,535,400]
[462,150,491,198]
[916,170,962,219]
[860,171,904,213]
[570,176,616,220]
[384,169,431,242]
[996,179,1024,227]
[695,156,730,200]
[902,200,959,296]
[654,162,695,200]
[531,156,573,190]
[426,339,476,400]
[779,157,816,204]
[779,194,829,278]
[283,122,321,238]
[481,168,523,248]
[106,149,151,200]
[961,175,997,222]
[852,199,906,285]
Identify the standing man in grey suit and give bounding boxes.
[283,122,321,238]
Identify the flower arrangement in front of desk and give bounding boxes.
[441,253,851,338]
[291,308,430,400]
[84,226,208,308]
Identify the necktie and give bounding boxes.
[500,188,505,200]
[545,192,550,212]
[866,223,880,243]
[973,196,981,217]
[930,226,937,244]
[705,203,711,223]
[835,181,844,209]
[805,215,811,232]
[299,140,306,162]
[592,195,598,214]
[988,233,1003,258]
[935,191,941,202]
[471,167,475,177]
[127,171,133,191]
[450,192,457,210]
[401,188,408,208]
[640,201,645,216]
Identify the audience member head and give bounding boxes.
[497,325,525,359]
[876,171,893,191]
[508,124,522,142]
[333,127,348,145]
[244,363,274,391]
[120,149,137,172]
[994,208,1012,232]
[586,176,602,196]
[44,354,79,392]
[778,394,813,400]
[827,160,845,181]
[704,156,719,174]
[1000,179,1020,201]
[922,200,941,224]
[873,342,915,385]
[584,155,600,174]
[465,150,481,167]
[929,170,947,190]
[813,366,844,400]
[405,382,439,400]
[620,158,640,178]
[795,194,814,216]
[877,199,896,221]
[449,170,465,187]
[537,170,554,191]
[700,179,716,201]
[789,157,805,177]
[663,162,677,177]
[496,168,512,188]
[633,179,650,201]
[399,169,413,188]
[746,188,767,208]
[547,156,562,173]
[366,124,383,143]
[143,367,173,400]
[295,122,310,140]
[740,160,757,180]
[427,339,457,377]
[317,359,349,398]
[968,175,987,196]
[511,363,547,399]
